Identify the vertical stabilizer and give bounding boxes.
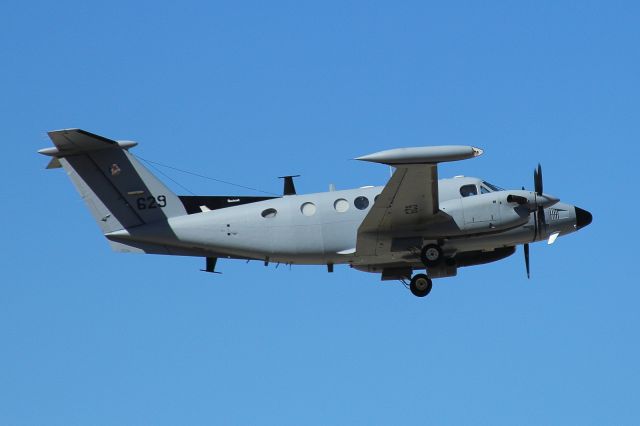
[40,129,186,234]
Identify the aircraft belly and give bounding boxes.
[221,224,325,260]
[446,225,535,253]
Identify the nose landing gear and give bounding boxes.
[409,273,433,297]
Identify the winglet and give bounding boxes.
[356,145,483,165]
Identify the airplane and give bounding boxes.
[39,129,592,298]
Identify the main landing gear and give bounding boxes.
[420,243,443,268]
[405,243,443,298]
[409,273,432,297]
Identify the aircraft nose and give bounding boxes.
[575,207,593,230]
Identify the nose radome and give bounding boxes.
[575,207,593,230]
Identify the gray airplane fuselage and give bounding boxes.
[107,176,583,270]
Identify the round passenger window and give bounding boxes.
[334,198,349,213]
[354,196,369,210]
[301,202,317,216]
[261,208,277,218]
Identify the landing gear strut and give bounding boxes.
[420,243,443,268]
[409,273,433,297]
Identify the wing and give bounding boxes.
[359,164,440,233]
[355,145,483,257]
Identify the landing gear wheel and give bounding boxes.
[420,244,443,268]
[410,274,433,298]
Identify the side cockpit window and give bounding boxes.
[482,181,503,192]
[460,184,478,197]
[480,185,491,194]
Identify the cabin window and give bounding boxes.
[460,184,478,197]
[300,202,317,216]
[261,208,277,218]
[354,196,369,210]
[334,198,349,213]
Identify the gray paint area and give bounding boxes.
[40,129,592,285]
[60,150,186,233]
[356,145,483,165]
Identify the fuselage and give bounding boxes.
[109,176,586,269]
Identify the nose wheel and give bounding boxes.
[409,273,433,297]
[420,243,443,268]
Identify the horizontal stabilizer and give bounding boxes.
[39,129,138,158]
[46,157,61,169]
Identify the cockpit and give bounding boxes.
[482,181,503,192]
[460,181,504,198]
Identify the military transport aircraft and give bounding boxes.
[39,129,592,298]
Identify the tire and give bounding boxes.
[420,244,443,268]
[410,274,433,297]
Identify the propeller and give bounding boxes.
[524,164,548,279]
[524,243,530,279]
[533,164,547,241]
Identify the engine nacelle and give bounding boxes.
[455,246,516,267]
[437,192,531,236]
[460,192,531,233]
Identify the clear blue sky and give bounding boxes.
[1,1,638,424]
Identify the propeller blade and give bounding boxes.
[524,243,530,279]
[537,205,546,225]
[536,205,546,240]
[534,163,543,196]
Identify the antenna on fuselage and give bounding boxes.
[278,175,300,195]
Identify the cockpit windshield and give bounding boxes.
[482,181,504,192]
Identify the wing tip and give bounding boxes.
[47,128,81,137]
[472,147,484,157]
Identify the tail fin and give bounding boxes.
[40,129,187,234]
